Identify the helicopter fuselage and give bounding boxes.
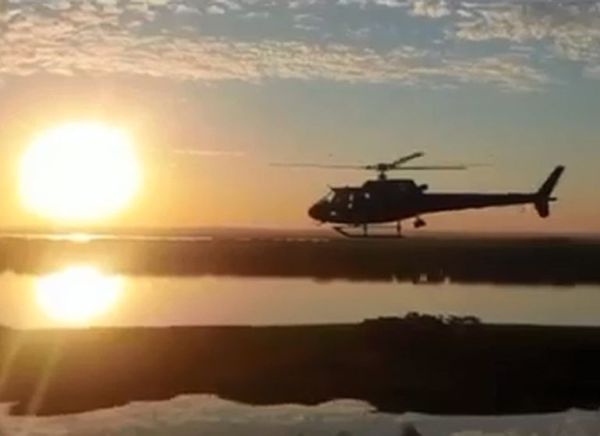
[308,167,564,230]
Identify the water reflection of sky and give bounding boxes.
[3,266,600,328]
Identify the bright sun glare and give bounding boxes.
[35,266,123,325]
[19,121,141,221]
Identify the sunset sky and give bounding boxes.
[0,0,599,233]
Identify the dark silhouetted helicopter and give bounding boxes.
[274,152,564,237]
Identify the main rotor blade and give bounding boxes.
[393,165,468,170]
[391,151,425,166]
[270,163,366,169]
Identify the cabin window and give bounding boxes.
[331,193,344,206]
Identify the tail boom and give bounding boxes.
[415,166,565,219]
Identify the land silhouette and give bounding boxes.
[2,314,600,416]
[0,234,597,285]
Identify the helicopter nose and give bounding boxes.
[308,202,327,221]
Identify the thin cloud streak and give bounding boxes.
[173,149,246,157]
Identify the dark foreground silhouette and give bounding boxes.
[3,315,600,416]
[0,235,599,285]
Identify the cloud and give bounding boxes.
[373,0,409,6]
[453,1,600,70]
[174,4,202,15]
[0,1,547,91]
[336,0,408,7]
[206,4,226,14]
[216,0,242,11]
[243,10,270,19]
[173,149,246,157]
[329,0,600,79]
[409,0,450,18]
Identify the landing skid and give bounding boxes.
[333,225,404,239]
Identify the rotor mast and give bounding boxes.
[371,163,395,180]
[365,152,425,180]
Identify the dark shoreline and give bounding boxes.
[2,316,600,417]
[0,235,599,285]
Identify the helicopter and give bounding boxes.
[274,152,565,237]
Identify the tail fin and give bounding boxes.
[535,166,565,218]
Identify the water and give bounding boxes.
[2,267,600,329]
[0,232,597,328]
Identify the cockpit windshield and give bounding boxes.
[320,191,336,203]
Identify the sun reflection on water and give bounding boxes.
[34,265,123,325]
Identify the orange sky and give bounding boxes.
[1,0,599,234]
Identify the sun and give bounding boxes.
[19,121,141,222]
[35,266,123,325]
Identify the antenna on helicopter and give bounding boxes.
[271,151,470,180]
